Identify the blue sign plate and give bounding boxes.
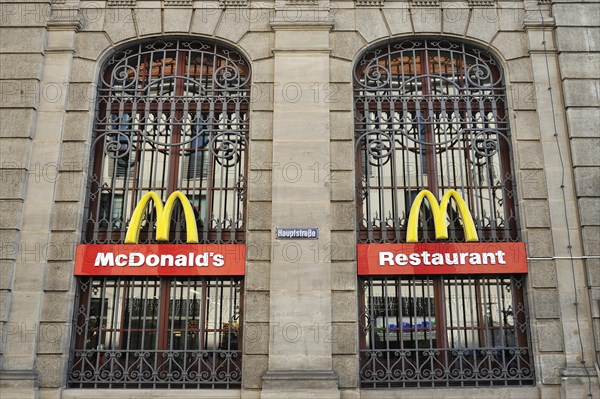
[275,228,319,239]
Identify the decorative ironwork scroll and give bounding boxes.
[354,39,518,244]
[85,39,250,245]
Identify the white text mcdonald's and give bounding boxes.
[75,244,245,276]
[357,190,528,276]
[74,191,245,277]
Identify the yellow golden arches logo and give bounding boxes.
[124,191,198,244]
[406,190,479,243]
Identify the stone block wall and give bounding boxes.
[554,0,600,370]
[0,0,597,398]
[0,0,49,376]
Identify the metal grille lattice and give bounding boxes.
[68,277,243,388]
[85,40,250,244]
[354,40,518,243]
[359,276,534,387]
[354,40,533,388]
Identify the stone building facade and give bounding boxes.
[0,1,598,398]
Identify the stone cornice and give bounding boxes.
[411,0,440,7]
[47,16,83,32]
[522,17,556,30]
[269,20,335,31]
[107,0,136,6]
[468,0,495,6]
[219,0,249,8]
[164,0,193,5]
[355,0,385,7]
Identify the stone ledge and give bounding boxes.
[47,21,81,32]
[360,386,540,399]
[269,21,335,32]
[522,17,556,30]
[561,366,598,377]
[262,389,340,399]
[271,48,332,53]
[0,370,39,388]
[262,370,338,390]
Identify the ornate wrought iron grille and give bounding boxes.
[85,40,250,244]
[354,40,518,243]
[70,40,249,389]
[354,40,533,388]
[68,277,243,388]
[359,275,534,387]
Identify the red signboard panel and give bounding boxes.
[75,244,246,276]
[357,242,528,275]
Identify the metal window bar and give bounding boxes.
[85,40,250,245]
[354,39,518,244]
[359,276,534,388]
[68,277,243,389]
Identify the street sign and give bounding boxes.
[275,228,319,239]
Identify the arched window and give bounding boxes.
[85,40,249,244]
[355,39,533,388]
[68,40,249,389]
[355,39,517,243]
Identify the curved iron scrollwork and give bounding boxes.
[359,347,533,387]
[210,131,246,167]
[356,131,395,167]
[354,39,518,244]
[85,39,250,244]
[69,349,242,388]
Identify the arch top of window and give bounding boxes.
[100,39,251,96]
[353,39,504,95]
[353,38,519,244]
[84,38,251,245]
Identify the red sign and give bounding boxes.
[75,244,246,276]
[357,242,528,275]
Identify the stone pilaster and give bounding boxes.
[261,16,339,399]
[0,6,81,398]
[523,9,599,397]
[553,1,600,383]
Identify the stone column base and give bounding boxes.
[261,370,340,399]
[0,370,39,399]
